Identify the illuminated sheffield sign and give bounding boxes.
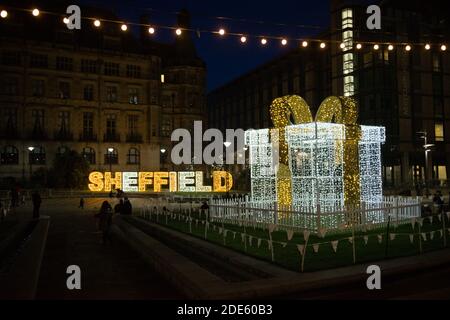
[88,171,233,193]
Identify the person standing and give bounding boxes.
[79,197,85,209]
[123,197,132,215]
[95,201,113,245]
[31,191,42,219]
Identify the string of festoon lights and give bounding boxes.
[0,6,447,52]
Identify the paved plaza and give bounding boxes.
[13,197,183,299]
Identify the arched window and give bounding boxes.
[82,147,96,165]
[104,147,118,164]
[1,145,19,165]
[127,147,140,165]
[30,146,46,165]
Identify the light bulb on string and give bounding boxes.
[0,10,7,18]
[356,43,362,50]
[281,39,287,46]
[388,44,394,51]
[405,45,411,52]
[175,28,182,36]
[148,27,155,34]
[121,24,127,31]
[218,28,225,36]
[373,44,380,50]
[441,45,447,51]
[320,42,326,49]
[240,36,247,43]
[425,44,431,50]
[301,41,308,48]
[340,43,346,49]
[94,19,101,27]
[261,38,267,45]
[63,17,69,24]
[32,8,40,17]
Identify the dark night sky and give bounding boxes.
[77,0,334,92]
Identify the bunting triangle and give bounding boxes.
[297,244,305,256]
[421,233,427,241]
[411,218,416,228]
[437,215,442,222]
[304,231,311,242]
[257,238,262,248]
[269,224,276,234]
[233,232,236,239]
[377,234,383,244]
[219,227,223,235]
[418,218,424,227]
[390,233,396,241]
[248,235,253,246]
[430,231,435,240]
[439,230,443,238]
[331,240,339,253]
[348,237,353,244]
[364,235,369,245]
[312,243,320,253]
[287,229,294,241]
[409,234,414,244]
[281,242,287,248]
[241,233,245,243]
[318,228,327,238]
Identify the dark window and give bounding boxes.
[127,148,140,164]
[104,62,120,76]
[1,145,19,165]
[128,87,139,104]
[29,54,48,68]
[83,112,94,136]
[104,148,118,164]
[106,86,118,102]
[126,64,141,78]
[83,84,94,101]
[32,109,45,134]
[29,146,46,165]
[58,111,70,134]
[58,81,71,99]
[82,147,96,164]
[3,78,18,95]
[31,79,45,97]
[106,114,117,137]
[2,51,21,66]
[81,59,97,73]
[128,115,138,134]
[3,108,17,133]
[56,146,69,156]
[56,56,73,71]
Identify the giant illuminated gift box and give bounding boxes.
[244,123,386,211]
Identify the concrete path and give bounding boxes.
[27,197,183,299]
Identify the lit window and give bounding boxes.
[435,123,444,142]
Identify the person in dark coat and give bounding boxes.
[114,199,124,214]
[79,197,85,209]
[95,201,113,245]
[31,191,42,219]
[123,198,132,215]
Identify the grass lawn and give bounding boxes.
[138,210,450,272]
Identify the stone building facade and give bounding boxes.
[0,2,206,185]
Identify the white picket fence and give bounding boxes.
[209,196,421,234]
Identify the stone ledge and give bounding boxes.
[114,216,450,299]
[0,216,50,300]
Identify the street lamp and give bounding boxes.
[107,147,114,172]
[223,142,232,198]
[417,132,435,195]
[28,146,35,182]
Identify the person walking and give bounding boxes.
[31,190,42,219]
[123,197,132,215]
[95,201,113,245]
[79,197,85,209]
